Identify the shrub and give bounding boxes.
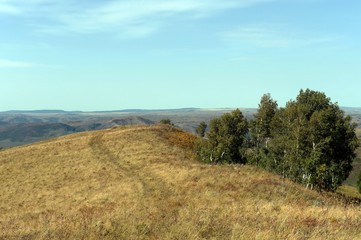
[197,109,248,164]
[159,119,174,126]
[357,171,361,193]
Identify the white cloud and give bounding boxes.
[57,1,208,36]
[0,0,55,14]
[0,2,20,14]
[223,25,339,48]
[1,0,274,38]
[0,58,34,68]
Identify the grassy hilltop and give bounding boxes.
[1,125,361,239]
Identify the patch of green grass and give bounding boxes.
[344,147,361,187]
[337,185,361,199]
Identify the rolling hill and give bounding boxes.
[1,107,359,149]
[0,116,154,148]
[1,125,361,239]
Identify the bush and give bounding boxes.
[195,121,207,138]
[159,119,173,126]
[357,171,361,193]
[197,109,248,164]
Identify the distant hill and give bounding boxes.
[0,122,77,141]
[0,107,359,148]
[107,116,154,126]
[1,125,361,239]
[2,107,359,115]
[0,116,154,148]
[0,108,237,149]
[70,116,154,131]
[341,107,361,113]
[2,110,69,114]
[0,123,77,148]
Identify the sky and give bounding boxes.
[0,0,360,111]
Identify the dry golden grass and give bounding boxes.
[356,128,361,139]
[1,125,361,239]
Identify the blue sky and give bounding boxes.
[0,0,360,111]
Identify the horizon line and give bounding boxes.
[1,106,361,113]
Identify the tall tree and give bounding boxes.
[195,121,207,138]
[204,109,248,164]
[251,93,278,149]
[306,105,359,190]
[268,89,359,191]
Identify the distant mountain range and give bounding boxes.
[2,106,360,114]
[0,108,359,149]
[0,114,156,148]
[0,108,235,114]
[0,109,232,149]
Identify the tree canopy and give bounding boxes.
[197,109,248,164]
[264,89,359,191]
[159,119,173,125]
[197,89,359,192]
[195,121,207,138]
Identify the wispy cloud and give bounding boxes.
[0,0,54,15]
[1,0,273,38]
[0,58,35,68]
[223,25,339,48]
[0,58,63,68]
[0,2,20,14]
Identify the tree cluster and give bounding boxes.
[159,119,174,126]
[197,89,359,191]
[197,109,248,164]
[195,121,207,138]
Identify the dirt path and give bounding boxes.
[88,131,180,234]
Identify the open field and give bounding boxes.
[1,125,361,239]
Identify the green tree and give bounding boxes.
[251,93,278,149]
[248,94,278,169]
[357,171,361,193]
[268,89,359,191]
[195,121,207,137]
[204,109,248,164]
[159,119,173,125]
[268,103,307,179]
[307,105,359,190]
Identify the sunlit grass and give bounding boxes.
[1,125,361,239]
[337,185,361,199]
[356,128,361,139]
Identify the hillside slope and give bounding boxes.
[0,125,361,239]
[0,116,154,148]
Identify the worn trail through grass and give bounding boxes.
[88,130,178,224]
[1,125,361,239]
